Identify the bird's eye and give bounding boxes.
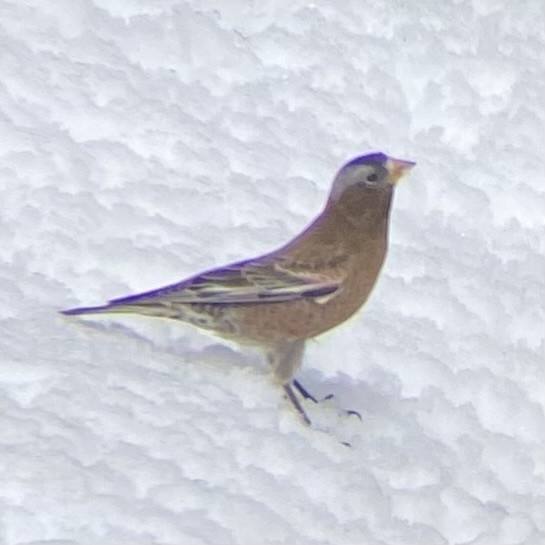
[366,173,378,182]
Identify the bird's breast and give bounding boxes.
[307,247,387,334]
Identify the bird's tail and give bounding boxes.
[60,303,127,316]
[60,302,177,318]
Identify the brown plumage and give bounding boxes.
[62,152,415,425]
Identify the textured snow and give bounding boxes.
[1,1,544,544]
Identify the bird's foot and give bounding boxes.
[292,379,362,420]
[283,382,361,448]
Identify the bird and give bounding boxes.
[61,152,415,425]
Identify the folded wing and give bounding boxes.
[62,256,344,315]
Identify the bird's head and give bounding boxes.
[328,152,416,204]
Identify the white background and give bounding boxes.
[0,1,543,543]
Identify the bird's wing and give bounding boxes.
[108,255,345,307]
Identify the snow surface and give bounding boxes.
[1,1,544,544]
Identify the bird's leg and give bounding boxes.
[267,339,306,383]
[292,379,319,403]
[266,340,312,425]
[283,383,312,426]
[266,340,361,424]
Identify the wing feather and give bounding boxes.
[109,257,343,306]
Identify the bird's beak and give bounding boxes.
[386,157,416,185]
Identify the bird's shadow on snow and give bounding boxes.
[61,315,264,373]
[293,368,391,413]
[61,315,398,440]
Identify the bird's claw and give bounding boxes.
[291,379,362,421]
[345,409,362,421]
[317,395,362,421]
